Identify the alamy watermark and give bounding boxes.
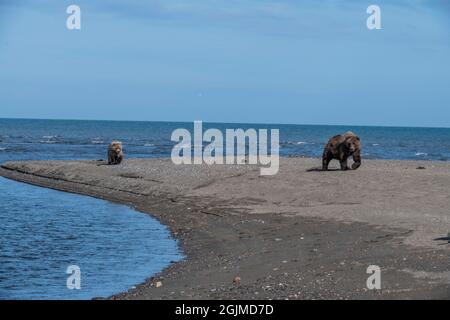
[367,5,382,30]
[66,265,81,290]
[171,121,279,176]
[66,5,81,30]
[366,265,381,290]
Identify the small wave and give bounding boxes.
[372,143,380,146]
[39,140,57,144]
[41,135,60,144]
[281,141,308,145]
[415,152,428,156]
[144,143,155,147]
[0,147,6,151]
[91,140,105,144]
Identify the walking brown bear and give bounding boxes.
[322,132,361,171]
[108,141,124,165]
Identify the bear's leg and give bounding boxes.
[351,151,361,170]
[340,156,349,170]
[108,152,113,165]
[322,153,331,171]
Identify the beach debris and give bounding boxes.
[416,166,426,170]
[233,276,241,284]
[155,281,163,288]
[119,172,143,179]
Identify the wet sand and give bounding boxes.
[1,157,449,299]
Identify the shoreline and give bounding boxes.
[1,157,449,299]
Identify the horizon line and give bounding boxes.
[0,117,449,130]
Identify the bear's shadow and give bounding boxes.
[434,235,450,245]
[306,167,342,172]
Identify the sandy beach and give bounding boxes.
[1,157,449,299]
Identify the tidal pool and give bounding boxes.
[0,177,182,299]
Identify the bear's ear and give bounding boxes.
[355,136,360,141]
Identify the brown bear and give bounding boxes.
[108,141,124,165]
[322,131,361,171]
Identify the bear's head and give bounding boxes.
[111,142,123,155]
[345,135,360,154]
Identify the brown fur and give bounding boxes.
[108,141,124,165]
[322,131,361,171]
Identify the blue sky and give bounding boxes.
[0,0,449,127]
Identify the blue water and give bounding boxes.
[0,177,181,300]
[0,118,449,299]
[0,118,449,162]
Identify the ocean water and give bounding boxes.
[0,118,449,162]
[0,118,449,299]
